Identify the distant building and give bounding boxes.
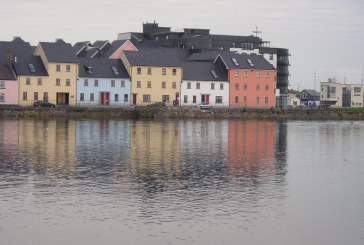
[117,22,290,108]
[297,89,320,107]
[287,89,300,107]
[320,80,364,107]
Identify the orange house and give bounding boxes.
[215,53,276,108]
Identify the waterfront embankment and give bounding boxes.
[1,106,364,120]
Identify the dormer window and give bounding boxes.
[85,65,92,75]
[112,66,119,75]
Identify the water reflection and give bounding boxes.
[0,118,289,245]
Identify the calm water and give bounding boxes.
[1,119,364,245]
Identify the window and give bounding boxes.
[85,66,92,74]
[112,66,119,75]
[211,83,215,90]
[235,70,239,77]
[115,94,119,102]
[26,78,31,85]
[256,96,260,104]
[235,83,240,90]
[28,64,35,73]
[66,79,70,86]
[172,69,177,76]
[184,95,188,103]
[265,72,269,79]
[256,71,260,78]
[0,93,4,101]
[37,78,42,85]
[0,80,5,88]
[34,92,38,101]
[162,95,170,103]
[56,79,60,86]
[247,58,254,67]
[23,92,27,101]
[265,97,269,104]
[162,68,166,75]
[244,96,247,104]
[265,84,270,91]
[193,95,196,103]
[243,71,248,78]
[124,94,128,102]
[94,80,99,87]
[244,83,247,90]
[121,80,125,87]
[235,96,239,103]
[327,87,336,98]
[196,83,200,89]
[220,83,224,90]
[147,68,152,75]
[270,54,274,60]
[143,94,151,103]
[137,67,141,74]
[66,65,71,72]
[215,96,222,104]
[90,93,94,102]
[137,81,141,88]
[56,64,61,72]
[84,79,88,87]
[172,82,177,89]
[187,82,191,89]
[147,81,152,88]
[80,93,84,101]
[162,81,166,88]
[111,80,115,87]
[256,84,260,91]
[211,70,218,78]
[43,92,48,102]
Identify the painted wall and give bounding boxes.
[229,69,276,108]
[320,82,343,107]
[18,76,49,106]
[0,79,18,105]
[77,77,131,106]
[181,80,229,106]
[130,66,182,106]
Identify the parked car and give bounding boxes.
[33,101,56,107]
[199,102,212,110]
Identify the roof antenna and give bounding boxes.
[252,26,262,37]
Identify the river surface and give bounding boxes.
[1,119,364,245]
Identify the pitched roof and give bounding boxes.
[302,89,320,96]
[182,61,227,81]
[13,55,48,76]
[216,53,275,70]
[78,58,129,79]
[39,40,78,63]
[123,48,186,67]
[0,64,16,80]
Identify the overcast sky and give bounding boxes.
[1,0,363,90]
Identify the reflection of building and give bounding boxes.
[130,121,181,178]
[18,120,76,174]
[0,120,19,165]
[228,120,276,175]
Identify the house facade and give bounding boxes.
[0,64,17,105]
[215,53,276,108]
[34,40,78,106]
[181,61,229,106]
[121,49,183,106]
[77,58,131,106]
[297,89,320,107]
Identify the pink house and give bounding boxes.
[0,64,18,105]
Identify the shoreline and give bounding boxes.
[1,106,364,120]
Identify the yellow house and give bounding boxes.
[33,39,79,105]
[120,49,183,106]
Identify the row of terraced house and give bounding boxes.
[1,24,285,108]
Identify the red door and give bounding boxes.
[100,92,105,105]
[105,92,110,106]
[132,94,137,105]
[206,95,210,103]
[100,92,110,106]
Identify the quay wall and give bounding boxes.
[1,107,364,120]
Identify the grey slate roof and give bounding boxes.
[302,89,320,97]
[13,55,48,76]
[0,64,16,80]
[182,61,227,81]
[40,40,78,63]
[216,53,276,70]
[123,48,186,67]
[78,58,129,79]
